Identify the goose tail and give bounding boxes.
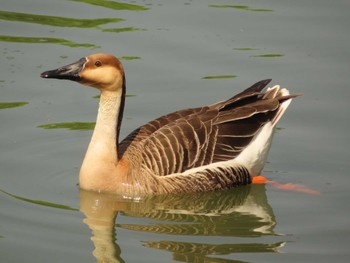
[233,85,302,176]
[264,85,302,126]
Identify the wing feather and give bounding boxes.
[120,79,295,176]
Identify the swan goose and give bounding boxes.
[41,53,300,195]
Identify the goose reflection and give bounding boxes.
[80,185,284,262]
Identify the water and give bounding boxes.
[1,0,349,262]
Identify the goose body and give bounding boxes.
[41,54,300,195]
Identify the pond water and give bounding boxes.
[1,0,350,262]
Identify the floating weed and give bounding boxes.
[102,27,146,33]
[70,0,149,11]
[120,56,141,60]
[234,48,259,51]
[0,102,28,110]
[38,122,95,130]
[0,35,99,48]
[274,127,285,133]
[202,75,237,80]
[251,54,285,58]
[0,10,123,28]
[0,189,78,211]
[209,5,273,12]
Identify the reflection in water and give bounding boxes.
[145,241,283,263]
[80,185,284,262]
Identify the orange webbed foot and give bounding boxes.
[252,175,268,184]
[252,175,320,195]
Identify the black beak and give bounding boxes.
[40,57,87,81]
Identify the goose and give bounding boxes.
[41,53,300,195]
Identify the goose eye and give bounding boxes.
[94,60,102,67]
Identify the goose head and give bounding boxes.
[41,53,125,92]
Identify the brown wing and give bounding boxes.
[120,79,291,176]
[118,107,204,157]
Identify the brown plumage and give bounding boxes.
[41,54,300,195]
